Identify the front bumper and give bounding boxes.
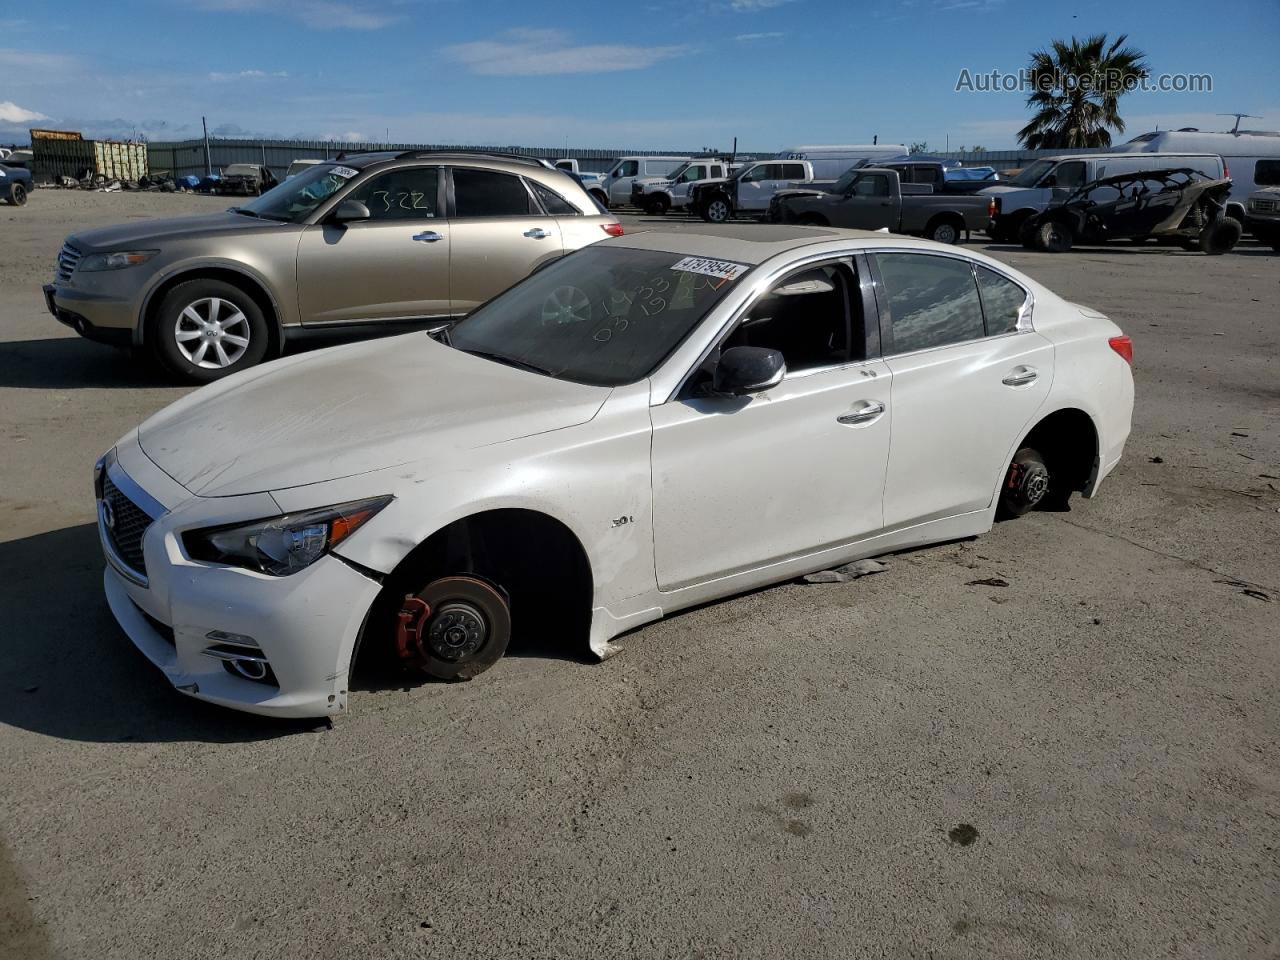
[44,284,133,346]
[44,281,138,345]
[100,439,385,718]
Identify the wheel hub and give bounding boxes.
[425,602,488,660]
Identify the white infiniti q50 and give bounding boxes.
[96,225,1134,717]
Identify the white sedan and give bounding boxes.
[97,226,1134,717]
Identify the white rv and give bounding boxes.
[775,144,908,180]
[1111,128,1280,223]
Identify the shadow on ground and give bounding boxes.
[0,337,167,390]
[0,523,316,743]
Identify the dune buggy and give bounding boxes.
[1022,168,1240,254]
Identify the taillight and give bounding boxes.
[988,197,998,218]
[1223,160,1230,180]
[601,222,624,237]
[1108,335,1133,365]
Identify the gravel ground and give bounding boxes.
[1,191,1278,960]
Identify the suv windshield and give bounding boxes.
[241,163,358,222]
[449,246,750,387]
[1007,159,1057,187]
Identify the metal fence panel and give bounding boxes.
[145,138,730,181]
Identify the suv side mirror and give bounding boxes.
[331,199,371,223]
[713,346,786,396]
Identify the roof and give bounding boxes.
[609,224,905,264]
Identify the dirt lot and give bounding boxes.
[1,191,1278,960]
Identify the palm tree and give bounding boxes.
[1017,34,1149,149]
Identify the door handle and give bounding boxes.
[1002,366,1039,387]
[837,400,885,425]
[412,231,443,243]
[524,228,551,239]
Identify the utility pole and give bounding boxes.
[202,116,211,177]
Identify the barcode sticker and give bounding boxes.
[330,165,359,179]
[670,257,749,281]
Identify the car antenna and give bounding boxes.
[1216,113,1261,135]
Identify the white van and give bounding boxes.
[602,156,689,206]
[775,144,908,180]
[1110,128,1280,222]
[981,151,1228,240]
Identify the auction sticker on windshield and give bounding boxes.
[330,165,359,179]
[671,257,749,282]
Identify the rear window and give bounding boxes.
[453,169,534,218]
[1255,159,1280,186]
[877,253,985,354]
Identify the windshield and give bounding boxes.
[242,163,358,222]
[831,166,864,193]
[1007,159,1057,187]
[448,246,751,387]
[225,164,258,176]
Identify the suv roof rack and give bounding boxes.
[392,149,551,168]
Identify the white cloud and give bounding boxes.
[198,0,396,29]
[444,28,691,76]
[0,100,47,124]
[735,31,784,41]
[728,0,795,10]
[208,69,290,81]
[0,48,76,70]
[322,131,367,142]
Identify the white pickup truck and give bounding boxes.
[689,159,830,223]
[629,159,735,215]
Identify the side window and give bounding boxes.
[529,180,579,215]
[453,169,534,218]
[782,163,807,180]
[718,263,858,375]
[347,167,439,220]
[742,164,771,182]
[1255,159,1280,186]
[853,174,890,197]
[677,165,706,184]
[876,253,984,353]
[1053,161,1087,188]
[975,266,1028,335]
[620,161,640,177]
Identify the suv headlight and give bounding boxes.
[184,496,392,576]
[79,250,160,272]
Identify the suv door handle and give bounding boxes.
[837,400,886,425]
[524,228,551,239]
[1002,366,1039,387]
[412,231,443,243]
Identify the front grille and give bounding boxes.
[100,473,154,580]
[1249,198,1276,213]
[56,242,81,282]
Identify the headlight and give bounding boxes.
[184,496,392,576]
[78,250,160,272]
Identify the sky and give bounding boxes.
[2,0,1278,152]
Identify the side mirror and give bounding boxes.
[713,346,786,396]
[331,199,371,224]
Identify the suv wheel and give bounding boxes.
[152,279,269,383]
[6,183,27,206]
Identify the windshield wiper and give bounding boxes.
[460,348,554,377]
[230,206,289,222]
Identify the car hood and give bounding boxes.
[137,335,612,497]
[71,211,290,251]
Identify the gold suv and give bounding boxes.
[44,151,624,382]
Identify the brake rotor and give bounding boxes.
[395,576,512,680]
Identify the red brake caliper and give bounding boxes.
[396,595,432,667]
